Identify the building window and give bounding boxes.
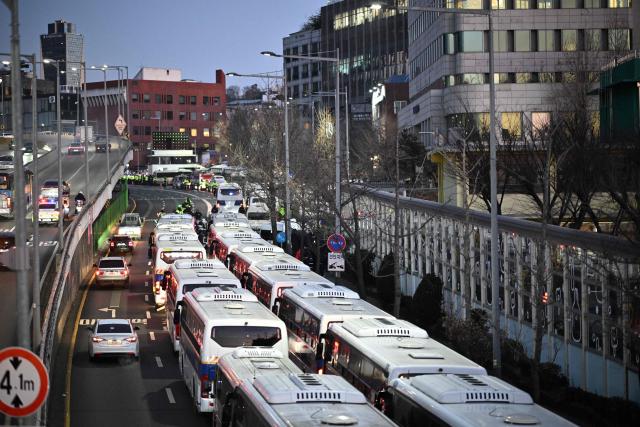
[213,97,220,106]
[144,126,151,136]
[143,94,151,103]
[131,93,140,102]
[515,73,533,83]
[203,128,210,137]
[537,0,553,8]
[501,112,522,140]
[491,0,507,9]
[191,128,197,137]
[312,63,319,77]
[155,94,162,104]
[538,30,555,51]
[203,96,210,105]
[585,29,602,50]
[190,96,197,105]
[459,31,483,52]
[514,31,531,52]
[132,110,140,120]
[608,28,630,51]
[584,0,601,7]
[179,111,186,121]
[608,0,630,6]
[532,112,551,138]
[538,72,556,83]
[560,0,577,7]
[444,33,456,54]
[190,112,197,121]
[202,112,210,121]
[562,72,577,82]
[166,111,173,120]
[179,127,186,133]
[458,73,486,84]
[494,73,512,84]
[493,31,509,52]
[562,30,578,51]
[154,110,161,119]
[167,94,173,104]
[179,95,185,104]
[514,0,530,8]
[452,0,483,8]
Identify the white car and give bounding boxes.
[212,175,226,184]
[95,256,130,286]
[88,319,139,360]
[118,213,143,240]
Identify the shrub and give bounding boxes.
[409,274,445,338]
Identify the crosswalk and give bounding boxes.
[0,227,15,233]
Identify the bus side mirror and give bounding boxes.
[173,310,180,325]
[271,299,280,315]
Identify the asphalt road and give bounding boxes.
[0,135,129,348]
[54,186,210,427]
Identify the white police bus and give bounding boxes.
[385,373,576,426]
[276,283,393,373]
[166,259,241,352]
[211,230,261,265]
[246,256,332,311]
[215,372,398,427]
[179,287,288,413]
[226,241,284,279]
[323,317,486,406]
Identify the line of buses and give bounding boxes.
[150,212,576,427]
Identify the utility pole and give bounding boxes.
[6,0,31,349]
[30,54,41,350]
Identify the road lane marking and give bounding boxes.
[150,331,156,341]
[146,310,151,319]
[155,356,163,368]
[109,290,121,308]
[156,305,165,312]
[145,281,148,287]
[163,326,167,331]
[65,277,94,427]
[145,270,149,275]
[144,294,149,302]
[9,226,15,232]
[147,261,152,266]
[165,387,175,404]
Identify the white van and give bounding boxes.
[215,183,243,213]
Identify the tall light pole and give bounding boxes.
[91,65,111,185]
[44,58,65,252]
[261,49,342,237]
[371,0,501,373]
[0,77,4,133]
[226,70,293,253]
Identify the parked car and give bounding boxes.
[95,140,112,152]
[67,141,85,155]
[109,235,134,254]
[87,319,139,360]
[95,256,130,286]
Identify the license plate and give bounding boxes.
[108,340,120,345]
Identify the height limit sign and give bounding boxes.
[0,347,49,417]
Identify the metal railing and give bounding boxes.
[350,184,640,403]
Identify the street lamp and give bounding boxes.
[226,70,293,253]
[43,58,65,252]
[90,65,111,185]
[371,0,501,373]
[261,49,342,240]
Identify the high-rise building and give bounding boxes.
[320,0,408,113]
[40,20,84,87]
[283,28,322,105]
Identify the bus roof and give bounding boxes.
[249,254,311,273]
[211,211,248,222]
[251,268,331,288]
[170,259,240,287]
[328,318,487,378]
[184,288,284,325]
[238,374,397,426]
[156,238,205,251]
[159,213,193,221]
[156,232,200,242]
[218,347,300,387]
[389,374,576,426]
[282,284,392,322]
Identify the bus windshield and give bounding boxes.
[0,174,12,190]
[219,188,239,196]
[210,326,281,348]
[160,251,203,264]
[182,283,233,293]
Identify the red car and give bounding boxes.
[68,142,85,155]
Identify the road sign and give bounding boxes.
[0,347,49,417]
[48,96,55,104]
[275,231,286,245]
[114,115,127,135]
[328,252,345,272]
[327,233,346,253]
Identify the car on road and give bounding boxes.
[95,140,112,152]
[118,213,143,240]
[95,256,130,286]
[40,179,70,199]
[67,141,85,155]
[88,319,139,360]
[109,234,134,254]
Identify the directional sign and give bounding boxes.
[0,347,49,417]
[275,231,286,245]
[327,233,346,253]
[328,253,345,272]
[114,115,127,136]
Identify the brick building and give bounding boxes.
[85,67,226,168]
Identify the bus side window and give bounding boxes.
[173,307,181,325]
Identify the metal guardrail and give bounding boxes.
[37,144,132,425]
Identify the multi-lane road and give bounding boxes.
[0,135,128,348]
[45,186,211,427]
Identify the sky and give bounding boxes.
[0,0,326,88]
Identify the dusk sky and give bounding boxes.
[0,0,326,89]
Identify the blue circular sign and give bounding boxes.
[327,233,346,253]
[275,231,286,244]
